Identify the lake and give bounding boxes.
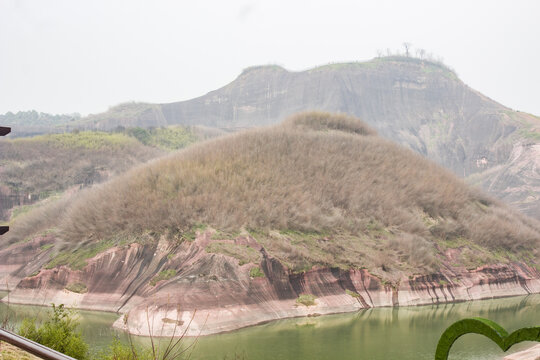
[1,294,539,359]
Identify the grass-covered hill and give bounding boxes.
[0,126,204,221]
[8,112,539,277]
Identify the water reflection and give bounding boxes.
[0,294,539,360]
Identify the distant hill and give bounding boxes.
[0,126,205,221]
[0,110,80,137]
[79,57,540,219]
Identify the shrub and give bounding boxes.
[296,294,317,307]
[65,283,88,294]
[95,337,151,360]
[124,126,197,150]
[19,304,89,360]
[249,267,264,278]
[150,270,177,286]
[282,111,377,136]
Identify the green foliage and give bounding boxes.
[24,131,136,150]
[46,239,115,270]
[95,334,192,360]
[249,267,264,278]
[296,294,317,307]
[65,282,88,294]
[124,126,197,150]
[150,269,177,286]
[125,127,152,144]
[15,303,193,360]
[95,337,151,360]
[346,289,360,298]
[435,317,540,360]
[182,224,207,241]
[40,244,54,251]
[19,304,89,360]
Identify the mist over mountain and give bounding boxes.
[78,56,540,219]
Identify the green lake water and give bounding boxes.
[1,294,539,360]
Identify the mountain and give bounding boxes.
[2,113,539,336]
[79,56,540,219]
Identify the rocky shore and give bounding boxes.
[1,234,539,336]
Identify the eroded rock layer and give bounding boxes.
[2,233,539,336]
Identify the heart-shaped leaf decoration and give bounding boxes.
[435,317,540,360]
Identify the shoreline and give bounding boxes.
[2,292,540,338]
[1,238,539,337]
[3,277,539,337]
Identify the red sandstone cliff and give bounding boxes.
[2,231,539,336]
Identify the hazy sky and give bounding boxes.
[1,0,539,116]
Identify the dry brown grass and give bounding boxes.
[4,195,72,245]
[0,342,40,360]
[59,112,540,249]
[0,132,163,196]
[9,112,540,272]
[282,112,377,136]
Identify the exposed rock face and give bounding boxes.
[0,235,54,290]
[504,345,540,360]
[3,232,539,336]
[85,58,540,219]
[470,141,540,219]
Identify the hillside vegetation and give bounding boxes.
[0,110,80,127]
[9,112,539,276]
[0,125,205,221]
[0,131,162,197]
[0,110,79,137]
[121,126,198,150]
[84,102,166,130]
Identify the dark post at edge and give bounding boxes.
[1,126,10,235]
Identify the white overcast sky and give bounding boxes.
[1,0,539,116]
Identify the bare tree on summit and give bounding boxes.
[403,42,412,57]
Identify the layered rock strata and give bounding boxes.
[2,234,539,336]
